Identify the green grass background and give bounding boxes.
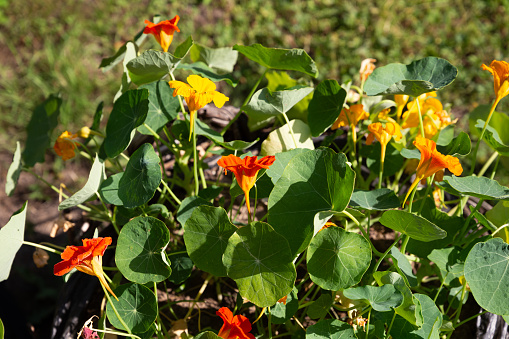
[1,0,508,152]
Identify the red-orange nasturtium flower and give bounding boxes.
[54,237,118,300]
[54,131,78,161]
[403,136,463,206]
[481,60,509,103]
[143,16,180,52]
[360,58,376,82]
[366,122,402,164]
[216,307,255,339]
[168,74,229,140]
[331,104,369,143]
[217,154,275,215]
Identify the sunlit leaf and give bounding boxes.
[177,62,238,87]
[0,202,27,282]
[343,285,404,312]
[307,80,347,137]
[137,81,180,135]
[5,142,22,196]
[306,319,356,338]
[190,44,238,74]
[260,119,315,156]
[440,175,509,200]
[349,189,400,211]
[379,210,446,241]
[364,57,457,97]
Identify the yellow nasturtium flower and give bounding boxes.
[366,122,402,164]
[331,104,369,143]
[168,75,229,140]
[401,93,453,138]
[482,60,509,103]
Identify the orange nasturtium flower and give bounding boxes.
[54,131,79,161]
[366,122,403,163]
[54,237,118,300]
[217,154,275,215]
[168,74,229,140]
[216,307,255,339]
[332,104,369,143]
[403,136,463,206]
[360,58,376,82]
[143,16,180,52]
[481,60,509,103]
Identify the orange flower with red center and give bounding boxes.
[331,104,369,143]
[169,74,229,140]
[54,131,78,161]
[54,237,117,300]
[366,122,402,163]
[403,136,463,206]
[360,58,376,82]
[217,154,275,215]
[143,16,180,52]
[482,60,509,103]
[216,307,255,339]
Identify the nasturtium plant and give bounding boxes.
[5,13,509,339]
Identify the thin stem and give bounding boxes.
[387,311,397,337]
[102,284,132,335]
[221,69,267,136]
[169,71,187,119]
[478,151,499,177]
[415,96,425,137]
[417,175,435,214]
[454,310,489,330]
[89,327,140,339]
[433,273,447,302]
[281,111,298,149]
[193,120,199,195]
[372,234,403,273]
[457,198,484,243]
[184,274,213,320]
[267,306,272,339]
[342,210,360,226]
[378,158,384,189]
[400,235,410,254]
[407,185,418,213]
[470,98,500,175]
[365,308,372,339]
[160,180,182,205]
[22,241,62,255]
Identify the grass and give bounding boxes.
[1,0,508,152]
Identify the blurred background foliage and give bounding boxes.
[1,0,508,152]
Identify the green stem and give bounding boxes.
[169,71,188,119]
[267,306,272,339]
[89,327,140,339]
[417,175,435,214]
[23,241,62,255]
[378,158,384,189]
[433,273,447,302]
[184,274,212,320]
[407,185,418,213]
[221,69,267,136]
[96,192,120,235]
[415,96,425,137]
[372,234,403,273]
[454,310,489,330]
[342,210,360,226]
[102,284,132,335]
[400,235,410,254]
[160,179,182,205]
[387,311,397,337]
[470,98,500,175]
[281,111,298,149]
[192,121,199,196]
[457,198,484,244]
[365,308,372,339]
[478,151,498,177]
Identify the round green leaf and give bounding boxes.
[106,283,157,333]
[307,227,371,290]
[268,148,355,256]
[216,138,259,151]
[137,81,180,135]
[379,210,446,242]
[349,188,400,211]
[99,173,124,206]
[364,57,457,97]
[190,44,238,74]
[306,319,356,339]
[260,119,315,155]
[265,148,309,185]
[184,206,237,277]
[243,87,314,120]
[373,272,416,325]
[307,80,347,137]
[104,89,149,158]
[269,287,299,324]
[307,293,333,320]
[115,216,171,284]
[464,238,509,315]
[436,131,471,156]
[168,252,193,285]
[441,175,509,200]
[223,222,296,307]
[234,44,319,77]
[176,196,213,227]
[59,155,106,210]
[0,202,27,282]
[126,37,193,86]
[343,285,403,312]
[118,143,162,208]
[5,141,22,196]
